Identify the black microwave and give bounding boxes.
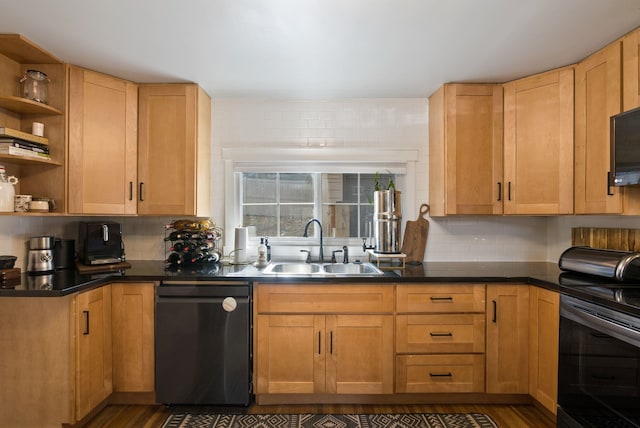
[610,106,640,186]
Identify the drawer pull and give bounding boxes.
[430,296,453,302]
[429,331,453,337]
[318,331,321,354]
[429,372,453,378]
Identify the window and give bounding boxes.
[239,172,395,240]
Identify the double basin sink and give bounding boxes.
[262,262,384,277]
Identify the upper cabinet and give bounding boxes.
[0,34,66,213]
[67,66,138,215]
[429,84,503,216]
[137,84,211,216]
[503,67,575,215]
[574,41,623,214]
[623,28,640,110]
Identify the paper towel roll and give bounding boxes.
[234,227,249,264]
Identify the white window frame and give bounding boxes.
[222,147,419,253]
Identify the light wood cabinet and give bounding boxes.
[503,67,574,214]
[485,284,529,394]
[621,28,640,213]
[623,28,640,110]
[137,84,211,216]
[395,284,486,393]
[429,84,503,216]
[75,285,113,421]
[574,42,623,214]
[67,66,137,214]
[111,282,155,393]
[0,34,66,213]
[529,286,559,415]
[254,283,394,401]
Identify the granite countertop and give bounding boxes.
[0,260,564,297]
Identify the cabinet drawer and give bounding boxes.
[256,283,394,314]
[396,314,485,354]
[396,354,485,393]
[396,284,485,313]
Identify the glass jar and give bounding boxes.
[19,69,49,104]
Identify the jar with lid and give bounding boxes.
[19,69,50,104]
[0,165,18,212]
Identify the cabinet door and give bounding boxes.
[529,286,559,415]
[111,283,154,392]
[486,285,529,394]
[429,84,503,216]
[575,43,623,214]
[137,84,211,216]
[503,67,574,214]
[68,66,137,214]
[623,28,640,110]
[256,314,325,394]
[622,28,640,213]
[76,285,112,421]
[326,315,394,394]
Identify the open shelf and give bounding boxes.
[0,95,63,115]
[0,153,61,166]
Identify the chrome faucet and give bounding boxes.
[303,218,324,262]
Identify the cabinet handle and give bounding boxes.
[508,182,512,201]
[129,181,133,201]
[429,331,453,337]
[139,182,144,202]
[330,331,333,354]
[430,296,453,302]
[318,331,321,354]
[497,182,502,202]
[492,300,497,323]
[607,171,614,196]
[83,310,89,335]
[429,372,452,378]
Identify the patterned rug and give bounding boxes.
[161,413,499,428]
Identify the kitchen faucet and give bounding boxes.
[303,218,324,262]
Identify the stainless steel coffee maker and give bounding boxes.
[27,236,55,273]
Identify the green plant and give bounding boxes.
[374,171,395,191]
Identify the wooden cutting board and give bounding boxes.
[401,203,430,264]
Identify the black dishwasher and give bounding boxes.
[155,281,251,406]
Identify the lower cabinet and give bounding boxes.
[485,284,530,394]
[254,283,395,401]
[256,314,394,395]
[395,284,486,393]
[529,286,560,415]
[111,282,155,393]
[75,285,113,421]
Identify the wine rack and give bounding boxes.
[164,219,223,271]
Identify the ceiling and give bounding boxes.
[1,0,639,99]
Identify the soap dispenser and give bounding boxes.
[256,237,268,268]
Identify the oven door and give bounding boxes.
[558,295,640,428]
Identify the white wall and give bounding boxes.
[2,97,631,269]
[211,98,552,262]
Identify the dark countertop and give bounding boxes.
[0,260,564,297]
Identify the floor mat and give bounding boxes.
[161,412,500,428]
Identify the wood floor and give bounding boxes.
[84,403,556,428]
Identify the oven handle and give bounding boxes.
[561,295,640,349]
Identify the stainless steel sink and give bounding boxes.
[264,263,323,275]
[323,263,382,275]
[262,262,384,277]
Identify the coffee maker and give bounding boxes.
[78,221,123,265]
[27,236,55,273]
